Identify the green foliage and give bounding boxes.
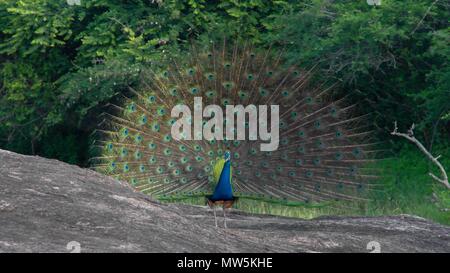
[39,127,88,165]
[364,146,450,225]
[415,27,450,130]
[0,0,292,162]
[267,0,450,144]
[2,0,448,163]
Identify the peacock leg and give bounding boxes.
[223,206,227,229]
[213,205,218,228]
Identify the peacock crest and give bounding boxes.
[92,42,381,207]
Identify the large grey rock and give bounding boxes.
[0,149,448,253]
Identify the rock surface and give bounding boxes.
[0,149,448,253]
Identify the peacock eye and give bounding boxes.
[187,68,195,75]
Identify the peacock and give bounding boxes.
[92,42,381,228]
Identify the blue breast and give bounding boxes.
[210,160,233,201]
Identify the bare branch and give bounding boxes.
[391,121,449,190]
[410,0,440,35]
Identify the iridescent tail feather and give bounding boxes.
[91,41,385,207]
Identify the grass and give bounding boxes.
[359,146,450,225]
[161,146,450,226]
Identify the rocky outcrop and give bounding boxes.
[0,149,448,253]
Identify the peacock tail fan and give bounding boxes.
[91,41,385,210]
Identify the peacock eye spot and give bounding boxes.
[223,82,234,90]
[353,148,362,157]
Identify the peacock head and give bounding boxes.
[224,151,231,162]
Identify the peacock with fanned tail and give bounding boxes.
[92,42,381,228]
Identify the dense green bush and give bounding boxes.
[0,0,291,163]
[266,0,449,146]
[0,0,448,165]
